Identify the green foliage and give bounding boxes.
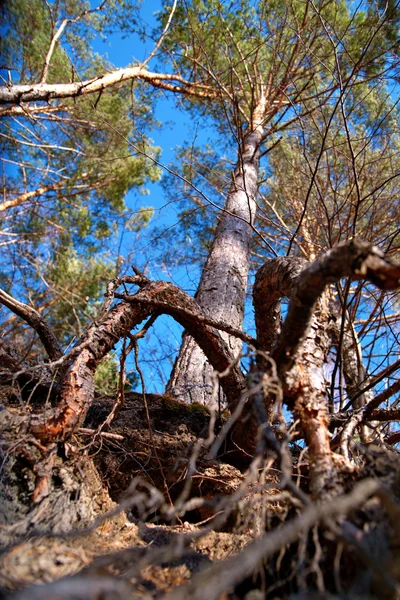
[94,352,138,395]
[1,0,161,356]
[2,0,400,374]
[157,1,357,128]
[255,96,400,263]
[152,0,400,271]
[42,245,114,344]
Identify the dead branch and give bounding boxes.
[0,288,63,361]
[0,338,58,402]
[331,401,400,429]
[330,315,374,410]
[246,369,310,506]
[363,380,400,417]
[114,292,257,346]
[165,478,383,600]
[344,358,400,411]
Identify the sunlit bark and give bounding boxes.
[167,97,267,406]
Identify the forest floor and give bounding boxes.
[1,392,400,599]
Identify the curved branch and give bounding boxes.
[253,239,400,496]
[30,279,245,443]
[0,288,63,361]
[253,256,306,368]
[254,255,335,496]
[273,239,400,372]
[114,292,257,346]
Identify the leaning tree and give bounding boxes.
[1,1,400,598]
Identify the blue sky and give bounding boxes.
[3,0,397,399]
[93,0,209,278]
[91,1,217,390]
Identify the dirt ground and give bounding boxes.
[1,392,400,599]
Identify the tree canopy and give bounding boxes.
[1,1,400,598]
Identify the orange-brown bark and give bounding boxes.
[31,279,245,444]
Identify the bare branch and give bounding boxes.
[29,279,245,444]
[273,239,400,372]
[0,288,63,360]
[165,478,382,600]
[39,19,68,84]
[114,292,257,346]
[0,67,218,106]
[253,256,306,367]
[0,179,89,213]
[141,0,178,68]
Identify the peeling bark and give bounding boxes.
[270,240,400,374]
[284,296,336,496]
[168,97,267,406]
[0,279,246,538]
[253,240,400,496]
[254,257,335,496]
[18,279,245,445]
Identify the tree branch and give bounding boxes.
[253,256,306,368]
[166,478,382,600]
[29,279,245,443]
[254,239,400,495]
[0,288,63,360]
[0,68,218,106]
[273,239,400,372]
[0,180,84,213]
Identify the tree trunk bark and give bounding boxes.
[167,99,266,406]
[254,240,400,496]
[254,257,336,496]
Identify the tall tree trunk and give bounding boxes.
[167,98,266,406]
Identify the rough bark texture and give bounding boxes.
[2,240,400,596]
[167,98,267,406]
[0,279,246,541]
[254,257,335,496]
[272,240,400,371]
[253,240,400,496]
[24,279,245,446]
[253,257,306,368]
[0,449,115,546]
[284,294,336,496]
